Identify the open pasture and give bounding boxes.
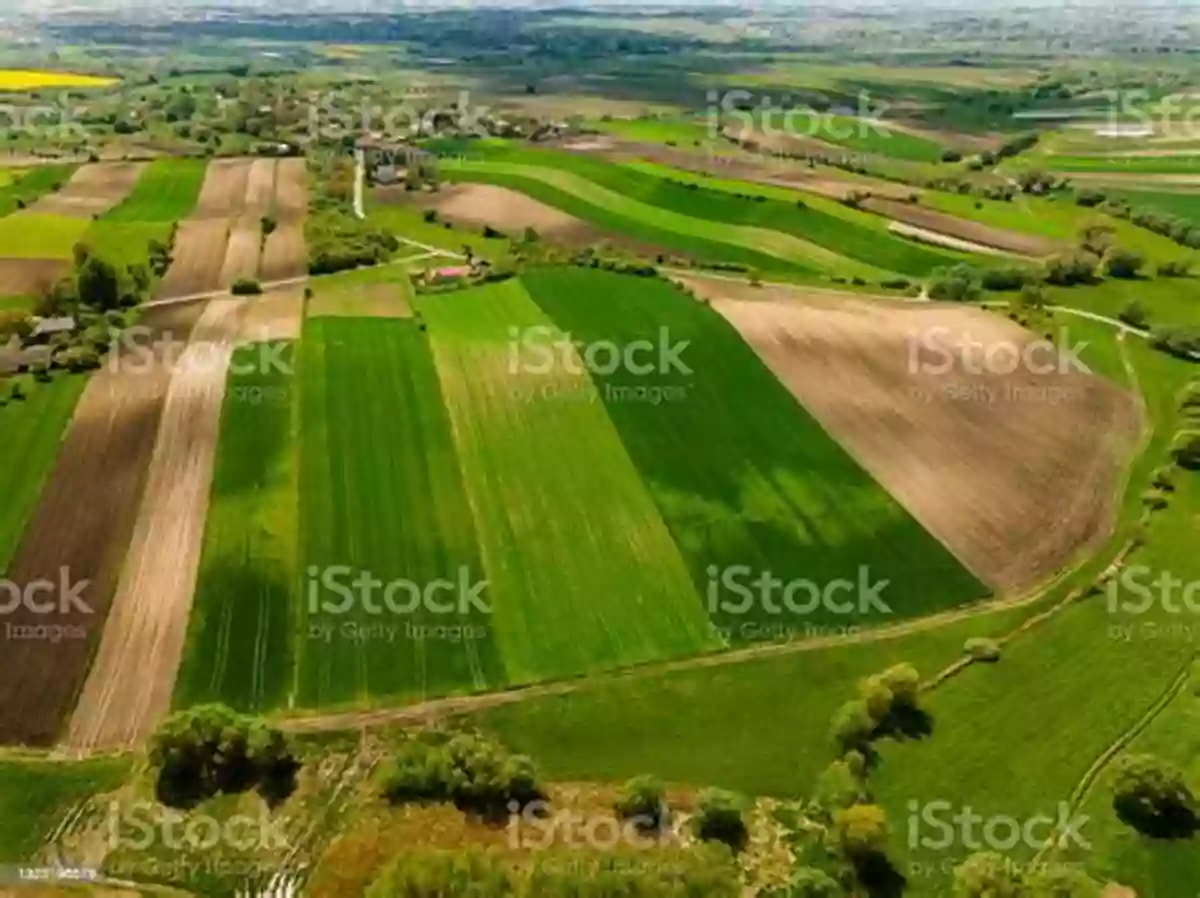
[687,277,1142,595]
[26,162,146,219]
[523,267,988,636]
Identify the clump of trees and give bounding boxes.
[376,732,543,819]
[831,663,928,758]
[148,704,300,810]
[1150,326,1200,362]
[614,774,669,834]
[1172,435,1200,472]
[692,788,748,851]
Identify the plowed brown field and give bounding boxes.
[684,276,1142,596]
[27,162,147,219]
[64,299,247,752]
[0,303,205,747]
[155,218,230,299]
[0,258,68,296]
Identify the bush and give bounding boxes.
[1149,326,1200,361]
[981,266,1034,292]
[1075,189,1107,208]
[1103,247,1145,279]
[1118,299,1150,329]
[1157,259,1193,278]
[1042,251,1098,287]
[693,788,748,851]
[964,637,1002,662]
[940,149,963,163]
[614,775,668,833]
[377,732,543,818]
[231,278,263,296]
[1174,435,1200,471]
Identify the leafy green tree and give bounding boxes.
[76,256,121,311]
[693,788,748,851]
[831,803,889,861]
[1103,247,1145,279]
[614,774,668,832]
[1111,753,1198,837]
[929,264,982,302]
[953,852,1023,897]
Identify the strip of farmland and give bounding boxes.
[25,162,147,219]
[296,317,504,708]
[64,299,247,752]
[418,279,716,683]
[173,340,299,713]
[0,303,205,746]
[259,158,310,282]
[522,267,989,639]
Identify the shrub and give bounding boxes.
[1042,251,1098,287]
[693,788,748,851]
[1075,189,1107,208]
[1103,247,1145,279]
[940,149,963,163]
[423,209,438,223]
[1157,259,1193,278]
[1174,435,1200,471]
[231,278,263,296]
[831,803,889,862]
[1149,326,1200,361]
[1118,299,1150,329]
[981,266,1034,292]
[964,637,1002,662]
[614,775,668,833]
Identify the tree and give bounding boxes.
[953,852,1023,897]
[1173,435,1200,472]
[693,788,748,851]
[614,774,668,832]
[929,264,982,302]
[1043,251,1098,287]
[149,704,300,809]
[831,803,889,861]
[831,699,876,755]
[261,214,278,237]
[1103,247,1145,279]
[1111,753,1198,837]
[1079,224,1115,256]
[1118,299,1150,329]
[76,256,121,311]
[789,867,839,897]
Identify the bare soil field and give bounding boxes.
[429,183,594,239]
[0,303,205,747]
[26,162,147,218]
[154,218,230,299]
[273,157,309,217]
[862,197,1060,256]
[686,277,1142,596]
[218,213,263,288]
[308,281,412,318]
[888,220,1021,257]
[192,158,254,219]
[0,257,67,295]
[64,299,247,753]
[240,285,305,340]
[259,159,309,282]
[244,158,277,211]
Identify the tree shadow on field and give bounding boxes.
[856,852,907,898]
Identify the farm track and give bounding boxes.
[63,298,248,753]
[0,303,205,747]
[863,196,1059,256]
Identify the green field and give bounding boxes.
[0,164,76,217]
[418,278,715,682]
[440,159,827,278]
[175,344,299,712]
[297,316,504,708]
[103,156,208,222]
[441,144,963,276]
[0,211,90,259]
[0,756,130,862]
[83,219,173,270]
[0,373,87,574]
[589,117,720,148]
[522,267,986,639]
[1104,187,1200,225]
[1043,154,1200,174]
